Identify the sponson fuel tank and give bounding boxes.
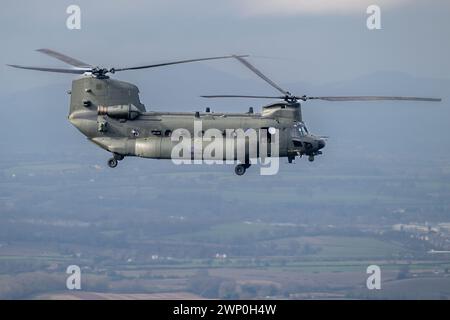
[91,135,285,160]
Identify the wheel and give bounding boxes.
[308,155,314,162]
[108,158,118,168]
[234,164,246,176]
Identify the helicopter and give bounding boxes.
[8,49,442,175]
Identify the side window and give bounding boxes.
[151,130,161,136]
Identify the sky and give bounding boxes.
[0,0,449,96]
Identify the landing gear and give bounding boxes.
[114,154,124,161]
[308,155,315,162]
[107,153,124,168]
[108,158,118,168]
[235,163,251,176]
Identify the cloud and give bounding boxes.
[232,0,412,16]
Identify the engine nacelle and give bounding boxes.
[97,104,141,120]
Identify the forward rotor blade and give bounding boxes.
[7,64,89,74]
[36,48,92,68]
[113,55,249,72]
[307,96,442,102]
[232,55,290,96]
[201,95,284,99]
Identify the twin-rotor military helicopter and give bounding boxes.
[8,49,441,175]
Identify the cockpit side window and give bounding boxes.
[299,127,305,135]
[292,122,308,138]
[303,125,309,134]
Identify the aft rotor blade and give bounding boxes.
[201,95,284,99]
[232,55,290,96]
[36,48,92,68]
[307,96,442,102]
[113,55,249,72]
[7,64,89,74]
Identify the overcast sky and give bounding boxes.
[1,0,449,95]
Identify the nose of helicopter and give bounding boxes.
[318,139,326,150]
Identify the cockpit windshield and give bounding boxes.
[292,122,309,138]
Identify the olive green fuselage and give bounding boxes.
[67,76,324,162]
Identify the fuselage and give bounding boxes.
[68,76,325,163]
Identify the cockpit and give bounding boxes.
[291,122,309,138]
